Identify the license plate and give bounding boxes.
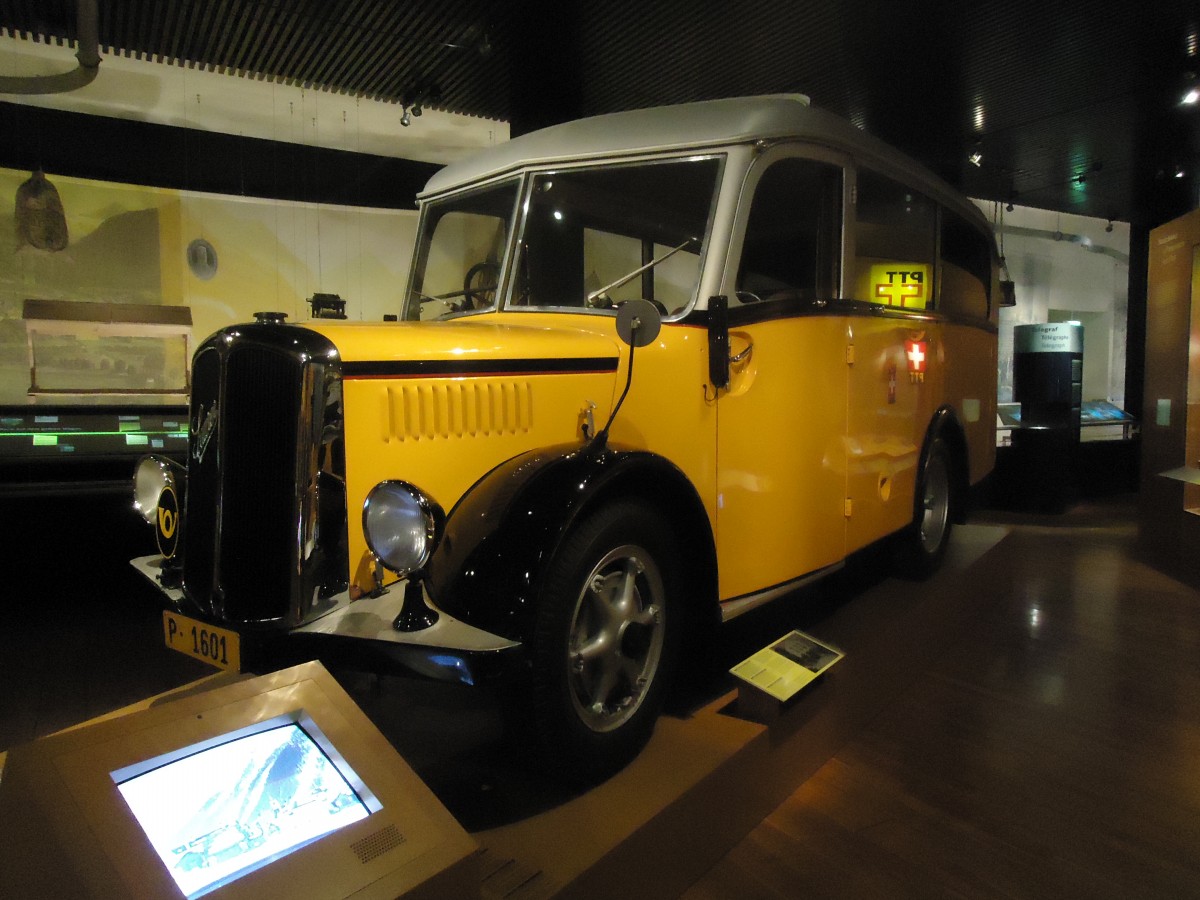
[163,611,241,671]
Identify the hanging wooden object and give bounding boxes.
[15,170,69,252]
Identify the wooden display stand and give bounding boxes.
[1139,208,1200,587]
[0,663,478,900]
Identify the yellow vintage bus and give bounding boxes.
[134,95,999,780]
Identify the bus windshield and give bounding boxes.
[404,156,722,321]
[404,178,521,320]
[512,156,721,316]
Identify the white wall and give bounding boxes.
[974,201,1131,405]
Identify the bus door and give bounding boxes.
[714,152,849,603]
[843,170,940,553]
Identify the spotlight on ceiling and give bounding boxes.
[1106,219,1114,233]
[400,108,411,127]
[968,151,983,167]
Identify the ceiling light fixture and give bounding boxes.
[400,102,423,127]
[1184,87,1200,105]
[399,85,437,130]
[968,151,983,167]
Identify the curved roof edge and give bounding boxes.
[423,95,820,194]
[420,95,987,232]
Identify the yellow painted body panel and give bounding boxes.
[309,307,994,601]
[845,315,996,552]
[715,311,996,600]
[941,322,998,485]
[715,317,849,600]
[844,316,931,552]
[307,313,717,594]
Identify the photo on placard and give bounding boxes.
[771,633,840,673]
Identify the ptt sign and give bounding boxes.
[870,264,930,310]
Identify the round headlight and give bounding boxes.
[362,481,445,577]
[133,456,175,525]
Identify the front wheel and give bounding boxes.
[896,436,955,578]
[529,500,680,783]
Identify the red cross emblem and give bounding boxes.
[906,340,927,382]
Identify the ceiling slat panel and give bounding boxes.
[0,0,1194,221]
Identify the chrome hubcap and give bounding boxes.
[919,453,950,554]
[567,545,665,733]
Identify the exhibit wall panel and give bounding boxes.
[1139,207,1200,587]
[0,166,417,406]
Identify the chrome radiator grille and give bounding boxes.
[181,324,347,626]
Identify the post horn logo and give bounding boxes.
[156,485,180,559]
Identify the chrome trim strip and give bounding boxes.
[293,584,520,652]
[719,561,846,622]
[131,554,184,604]
[133,555,519,653]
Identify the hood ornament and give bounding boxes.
[192,402,218,464]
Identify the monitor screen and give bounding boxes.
[113,718,372,899]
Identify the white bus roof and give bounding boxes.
[420,95,984,226]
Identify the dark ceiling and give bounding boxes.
[1,0,1198,227]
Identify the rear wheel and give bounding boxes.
[529,500,680,783]
[897,436,954,578]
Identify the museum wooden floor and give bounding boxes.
[5,491,1200,898]
[683,497,1200,900]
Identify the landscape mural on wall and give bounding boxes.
[0,166,417,406]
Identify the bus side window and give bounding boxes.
[852,169,936,310]
[736,158,842,307]
[940,208,992,319]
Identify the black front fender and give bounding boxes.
[427,442,708,644]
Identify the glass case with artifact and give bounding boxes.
[23,298,192,401]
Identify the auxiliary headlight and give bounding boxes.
[362,481,446,577]
[133,455,175,524]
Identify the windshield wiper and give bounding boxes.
[414,287,474,303]
[586,237,698,306]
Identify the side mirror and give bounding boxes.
[592,299,663,450]
[708,295,730,390]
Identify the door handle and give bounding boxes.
[730,340,753,365]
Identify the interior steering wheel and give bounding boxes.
[463,261,500,309]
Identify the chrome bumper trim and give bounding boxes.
[130,555,520,654]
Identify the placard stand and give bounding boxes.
[730,630,844,724]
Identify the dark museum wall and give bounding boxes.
[0,100,441,209]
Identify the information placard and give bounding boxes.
[730,630,844,702]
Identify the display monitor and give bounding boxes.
[113,716,375,899]
[0,662,477,899]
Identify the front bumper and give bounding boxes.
[131,555,524,685]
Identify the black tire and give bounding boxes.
[529,500,680,783]
[896,435,955,579]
